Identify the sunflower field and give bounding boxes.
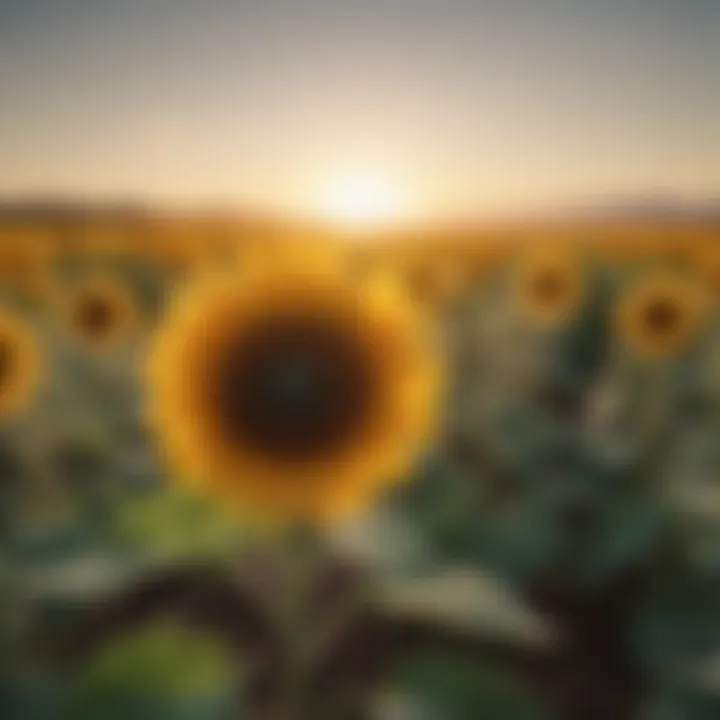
[1,218,720,720]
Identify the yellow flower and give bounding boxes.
[146,255,441,524]
[0,233,54,298]
[397,253,475,309]
[690,241,720,302]
[588,228,691,266]
[63,276,139,351]
[615,273,708,358]
[0,310,42,417]
[514,243,584,326]
[149,234,205,275]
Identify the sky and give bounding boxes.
[1,0,719,222]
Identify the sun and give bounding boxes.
[319,173,403,226]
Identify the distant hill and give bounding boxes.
[0,197,293,223]
[0,198,152,223]
[0,194,718,227]
[554,195,720,223]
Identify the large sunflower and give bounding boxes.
[0,310,42,418]
[146,255,441,523]
[615,273,708,358]
[513,243,585,327]
[63,276,139,351]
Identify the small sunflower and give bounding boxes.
[147,234,205,276]
[0,310,42,418]
[590,229,688,266]
[399,255,472,309]
[0,235,49,272]
[514,243,584,326]
[63,276,139,351]
[0,235,54,298]
[146,254,441,524]
[691,241,720,302]
[615,273,708,358]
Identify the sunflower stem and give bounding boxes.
[275,522,325,718]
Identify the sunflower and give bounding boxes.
[146,254,441,524]
[397,253,473,310]
[0,310,42,418]
[513,243,585,326]
[0,233,54,298]
[63,276,139,351]
[690,241,720,302]
[147,233,206,276]
[589,228,691,266]
[615,273,708,358]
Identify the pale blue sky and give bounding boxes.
[1,0,718,220]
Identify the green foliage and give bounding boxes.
[392,656,547,720]
[1,241,719,718]
[65,624,235,720]
[114,489,246,561]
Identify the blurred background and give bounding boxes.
[1,1,719,718]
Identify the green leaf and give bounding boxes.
[66,623,236,720]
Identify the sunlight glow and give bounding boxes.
[319,174,404,225]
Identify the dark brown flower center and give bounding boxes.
[213,314,375,462]
[77,295,116,338]
[532,270,567,305]
[644,298,679,335]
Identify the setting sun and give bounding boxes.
[319,174,403,225]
